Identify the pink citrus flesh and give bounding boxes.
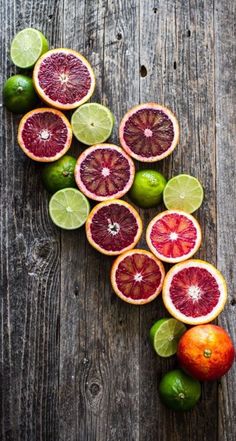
[146,210,201,263]
[119,103,179,162]
[33,48,95,110]
[75,144,135,201]
[162,259,227,325]
[17,108,72,162]
[111,249,165,305]
[86,199,142,255]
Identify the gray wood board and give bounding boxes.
[0,1,235,440]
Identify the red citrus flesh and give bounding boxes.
[33,49,95,110]
[162,260,227,325]
[111,249,165,305]
[177,325,235,381]
[146,210,201,263]
[119,103,179,162]
[17,108,72,162]
[75,144,135,201]
[86,200,142,255]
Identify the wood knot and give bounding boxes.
[89,383,100,396]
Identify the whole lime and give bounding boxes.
[129,169,166,208]
[159,369,201,411]
[3,75,38,113]
[42,155,77,193]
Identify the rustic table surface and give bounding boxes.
[1,1,235,440]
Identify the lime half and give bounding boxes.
[49,188,90,230]
[71,103,114,145]
[10,28,49,69]
[163,174,204,213]
[149,318,186,357]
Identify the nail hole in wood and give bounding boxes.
[153,7,157,13]
[117,33,122,40]
[140,65,147,77]
[48,14,53,19]
[173,61,177,70]
[230,298,236,306]
[187,29,191,37]
[74,284,79,296]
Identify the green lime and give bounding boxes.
[49,188,90,230]
[163,174,204,213]
[10,28,49,69]
[129,170,167,208]
[3,75,38,113]
[149,318,186,357]
[71,103,114,145]
[42,155,77,193]
[159,369,201,411]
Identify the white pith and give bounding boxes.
[134,273,143,282]
[107,220,120,236]
[40,129,50,140]
[170,232,178,241]
[102,167,110,177]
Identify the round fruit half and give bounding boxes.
[162,259,227,325]
[119,103,179,162]
[177,324,235,381]
[33,48,95,110]
[86,199,142,256]
[111,249,165,305]
[75,144,135,201]
[18,108,72,162]
[146,210,202,263]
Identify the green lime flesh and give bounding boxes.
[149,318,186,357]
[129,169,167,208]
[10,28,49,69]
[163,174,204,213]
[42,155,77,193]
[159,369,201,411]
[71,103,114,145]
[3,75,38,113]
[49,188,90,230]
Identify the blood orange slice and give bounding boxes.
[17,108,72,162]
[111,249,165,305]
[146,210,201,263]
[86,200,142,255]
[33,48,95,110]
[162,260,227,325]
[119,103,179,162]
[74,144,135,201]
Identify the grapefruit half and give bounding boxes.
[119,103,179,162]
[85,199,142,255]
[162,259,228,325]
[33,48,95,110]
[111,249,165,305]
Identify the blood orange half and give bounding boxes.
[86,200,142,255]
[146,210,201,263]
[17,108,72,162]
[33,48,95,110]
[74,144,135,201]
[162,260,227,325]
[111,249,165,305]
[119,103,179,162]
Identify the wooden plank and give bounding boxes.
[215,2,236,440]
[0,2,62,440]
[59,1,141,440]
[139,1,218,440]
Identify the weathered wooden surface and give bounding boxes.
[0,1,235,441]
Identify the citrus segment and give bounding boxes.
[86,200,142,255]
[162,259,227,325]
[146,210,201,263]
[33,48,95,110]
[75,144,135,201]
[49,188,90,230]
[149,318,186,357]
[10,28,49,69]
[163,174,204,213]
[119,103,179,162]
[18,108,72,162]
[71,103,114,145]
[111,249,165,305]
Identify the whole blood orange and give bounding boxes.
[177,324,235,381]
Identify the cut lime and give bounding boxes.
[10,28,49,69]
[49,188,90,230]
[149,318,186,357]
[163,174,204,213]
[71,103,114,145]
